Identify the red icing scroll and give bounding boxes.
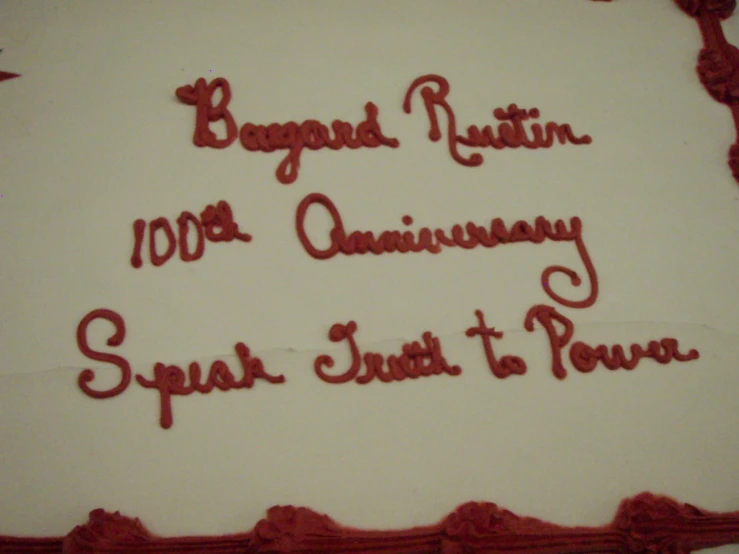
[131,200,251,268]
[2,493,739,553]
[313,321,461,384]
[175,77,399,184]
[296,192,599,309]
[403,75,591,168]
[674,0,739,183]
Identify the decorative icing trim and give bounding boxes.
[674,0,739,183]
[1,493,738,553]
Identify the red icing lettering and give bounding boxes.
[131,200,251,268]
[314,321,461,384]
[403,75,591,168]
[136,363,193,429]
[234,342,285,388]
[176,211,205,262]
[149,217,176,267]
[523,305,575,379]
[173,77,237,149]
[296,192,598,309]
[76,310,283,429]
[466,310,527,378]
[176,78,399,184]
[136,342,285,429]
[76,309,132,399]
[525,305,700,379]
[200,200,252,243]
[130,219,146,269]
[569,339,700,373]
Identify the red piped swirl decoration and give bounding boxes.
[674,0,739,184]
[252,506,342,552]
[2,493,739,553]
[64,509,154,552]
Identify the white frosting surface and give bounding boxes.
[0,1,738,548]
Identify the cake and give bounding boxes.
[1,1,739,552]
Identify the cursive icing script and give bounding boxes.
[313,321,461,384]
[403,74,591,168]
[175,78,399,184]
[76,309,285,429]
[524,304,700,379]
[296,192,599,309]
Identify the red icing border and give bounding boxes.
[674,0,739,183]
[14,3,739,553]
[1,493,738,553]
